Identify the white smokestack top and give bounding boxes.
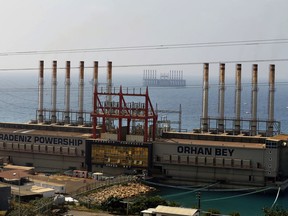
[38,60,44,123]
[64,61,71,124]
[218,63,225,133]
[267,64,275,136]
[251,64,258,135]
[202,63,209,132]
[78,61,84,125]
[234,64,242,134]
[51,60,57,123]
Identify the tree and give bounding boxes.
[229,212,240,216]
[101,196,126,214]
[204,209,221,216]
[129,195,180,215]
[263,206,288,216]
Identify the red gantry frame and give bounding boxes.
[91,86,158,142]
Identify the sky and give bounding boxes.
[0,0,288,83]
[0,0,287,128]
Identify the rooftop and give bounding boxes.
[141,205,199,216]
[0,169,30,179]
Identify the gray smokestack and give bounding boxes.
[234,64,242,134]
[64,61,71,124]
[51,60,57,123]
[267,64,275,136]
[218,63,225,133]
[202,63,209,132]
[78,61,84,125]
[38,60,44,123]
[251,64,258,135]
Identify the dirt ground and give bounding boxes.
[65,209,113,216]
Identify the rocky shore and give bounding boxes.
[80,182,155,205]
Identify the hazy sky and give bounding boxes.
[0,0,287,82]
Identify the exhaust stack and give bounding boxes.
[202,63,209,132]
[78,61,84,125]
[38,60,44,123]
[267,64,275,136]
[106,61,113,129]
[51,61,57,123]
[234,64,242,134]
[218,63,225,133]
[107,61,112,102]
[93,61,99,118]
[64,61,71,124]
[93,61,99,92]
[251,64,258,135]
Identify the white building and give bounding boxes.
[141,205,200,216]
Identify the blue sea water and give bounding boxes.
[1,70,288,215]
[0,70,288,132]
[151,185,288,216]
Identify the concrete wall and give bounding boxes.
[0,147,85,170]
[153,141,266,186]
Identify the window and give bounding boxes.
[266,141,278,149]
[91,144,149,168]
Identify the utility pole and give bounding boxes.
[13,172,21,216]
[196,192,201,210]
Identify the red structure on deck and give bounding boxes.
[91,86,158,142]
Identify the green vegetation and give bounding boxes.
[229,212,240,216]
[100,195,180,215]
[204,209,221,216]
[203,209,240,216]
[263,206,288,216]
[6,197,57,216]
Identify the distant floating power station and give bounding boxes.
[143,70,186,87]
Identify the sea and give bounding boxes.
[0,69,288,215]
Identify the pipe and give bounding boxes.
[251,64,258,135]
[51,60,57,123]
[202,63,209,132]
[106,61,112,104]
[234,64,242,134]
[179,104,182,132]
[64,61,71,124]
[38,60,44,123]
[267,64,275,136]
[93,61,99,122]
[218,63,225,133]
[78,61,84,125]
[93,61,98,94]
[106,61,112,129]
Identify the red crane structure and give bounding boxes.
[91,86,158,142]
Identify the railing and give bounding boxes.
[71,175,136,198]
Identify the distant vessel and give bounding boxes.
[143,70,186,87]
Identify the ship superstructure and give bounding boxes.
[143,70,186,87]
[0,60,287,190]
